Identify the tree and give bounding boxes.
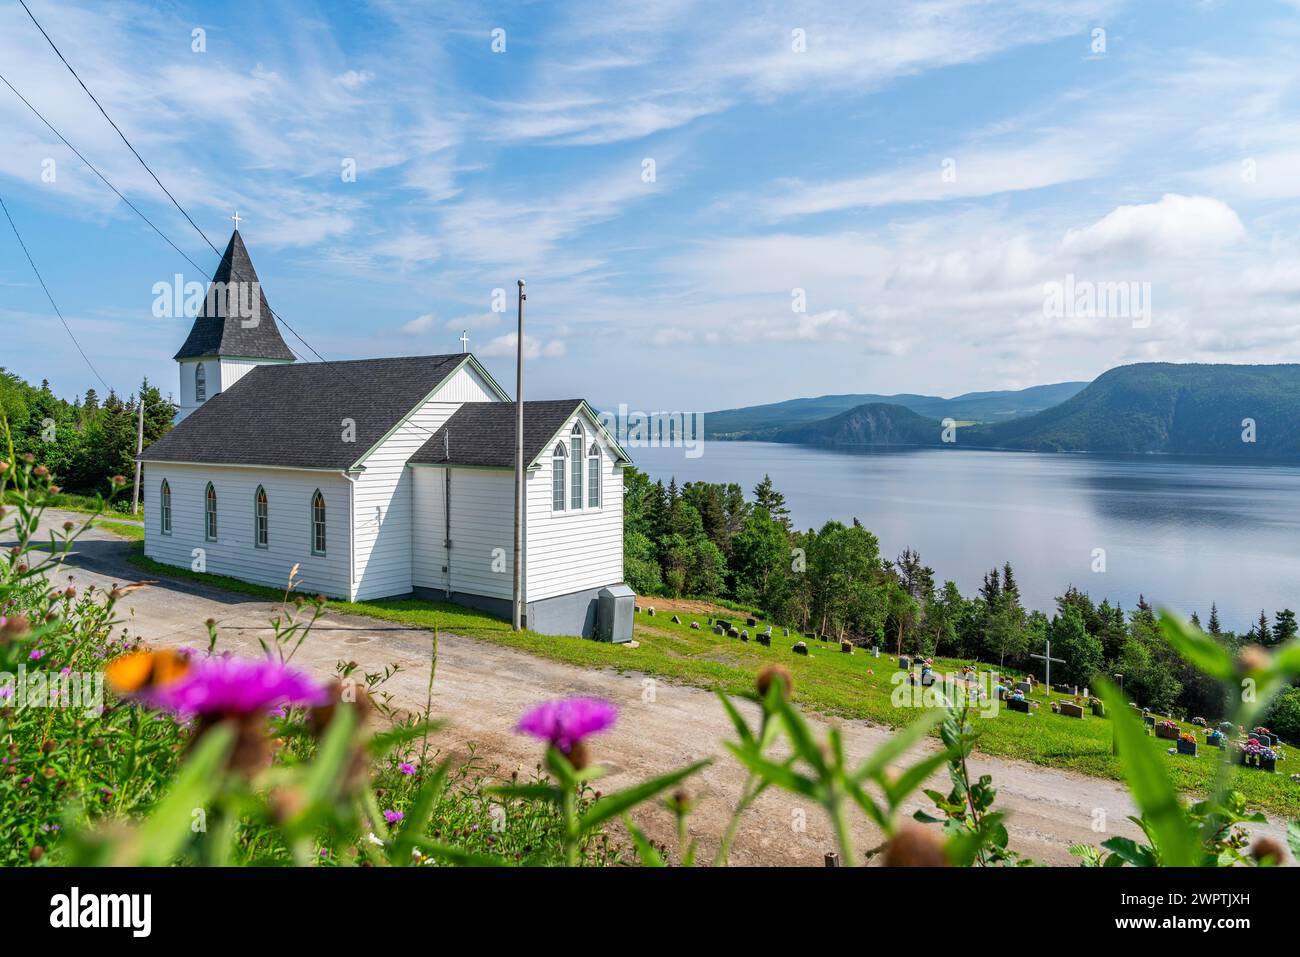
[1047,605,1103,687]
[624,531,662,596]
[731,506,790,616]
[925,581,965,658]
[1272,609,1297,646]
[752,474,790,529]
[806,520,886,641]
[1265,687,1300,745]
[1207,603,1222,636]
[883,577,918,656]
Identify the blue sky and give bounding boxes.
[3,0,1300,413]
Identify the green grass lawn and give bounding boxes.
[4,488,143,520]
[93,520,144,541]
[123,546,1299,820]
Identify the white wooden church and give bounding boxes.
[140,229,634,639]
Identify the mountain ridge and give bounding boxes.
[760,363,1300,460]
[704,381,1088,438]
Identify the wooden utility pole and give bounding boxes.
[131,393,144,514]
[512,279,525,631]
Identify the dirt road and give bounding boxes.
[13,510,1292,866]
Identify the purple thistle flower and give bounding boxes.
[516,697,617,753]
[136,655,329,717]
[29,649,44,660]
[383,809,404,824]
[398,762,416,775]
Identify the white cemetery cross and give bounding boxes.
[1030,638,1065,690]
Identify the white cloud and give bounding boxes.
[1062,194,1246,258]
[401,313,436,334]
[479,333,567,359]
[763,140,1111,219]
[336,69,374,90]
[651,327,694,346]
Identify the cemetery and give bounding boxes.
[614,598,1299,818]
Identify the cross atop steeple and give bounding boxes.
[231,210,242,231]
[460,330,469,353]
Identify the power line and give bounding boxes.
[7,5,474,445]
[0,71,308,361]
[0,191,113,393]
[16,0,218,258]
[0,69,480,448]
[9,4,491,450]
[12,0,386,371]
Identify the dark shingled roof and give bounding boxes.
[173,230,297,361]
[140,355,468,469]
[408,400,586,469]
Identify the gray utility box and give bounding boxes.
[596,584,636,643]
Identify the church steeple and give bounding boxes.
[174,229,295,361]
[173,228,295,422]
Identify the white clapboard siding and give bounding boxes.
[523,411,624,602]
[411,467,515,599]
[219,357,277,392]
[350,363,500,600]
[142,462,351,597]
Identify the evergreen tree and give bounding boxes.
[1001,562,1019,601]
[979,566,1001,606]
[1207,603,1222,636]
[752,474,790,529]
[1273,609,1298,646]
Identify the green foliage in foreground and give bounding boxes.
[9,431,1297,866]
[124,547,1300,820]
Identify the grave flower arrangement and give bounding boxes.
[1155,719,1180,740]
[1238,739,1281,771]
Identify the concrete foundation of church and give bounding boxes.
[411,583,631,640]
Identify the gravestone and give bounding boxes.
[740,629,749,642]
[792,641,809,656]
[746,617,757,627]
[899,656,911,669]
[728,627,740,638]
[690,621,700,630]
[712,625,724,636]
[1014,681,1032,695]
[840,640,853,654]
[756,632,771,646]
[647,607,655,617]
[783,628,790,637]
[671,615,681,624]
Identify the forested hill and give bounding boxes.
[963,363,1300,458]
[770,402,944,448]
[762,363,1300,460]
[703,380,1087,438]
